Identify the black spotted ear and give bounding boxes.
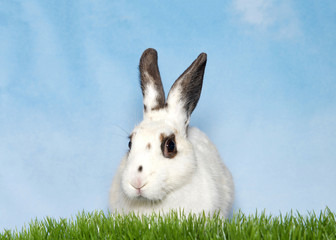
[139,48,165,115]
[166,53,207,126]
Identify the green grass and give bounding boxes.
[1,208,335,240]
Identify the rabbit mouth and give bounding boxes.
[130,182,148,197]
[128,183,166,202]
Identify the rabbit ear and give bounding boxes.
[139,48,165,115]
[166,53,207,127]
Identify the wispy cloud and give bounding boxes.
[233,0,301,39]
[234,0,274,27]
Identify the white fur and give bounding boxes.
[143,72,159,116]
[109,109,234,217]
[166,85,190,131]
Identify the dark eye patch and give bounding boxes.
[160,133,177,158]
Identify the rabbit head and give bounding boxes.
[121,48,207,202]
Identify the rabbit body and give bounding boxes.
[109,49,234,217]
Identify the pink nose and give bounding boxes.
[131,178,146,189]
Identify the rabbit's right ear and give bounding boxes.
[139,48,165,116]
[166,53,207,130]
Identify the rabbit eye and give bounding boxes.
[128,133,134,150]
[166,139,175,152]
[161,134,177,158]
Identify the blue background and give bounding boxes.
[1,0,335,230]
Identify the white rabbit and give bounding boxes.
[109,48,234,217]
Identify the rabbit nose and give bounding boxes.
[131,178,147,189]
[138,165,143,172]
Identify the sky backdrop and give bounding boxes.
[1,0,336,231]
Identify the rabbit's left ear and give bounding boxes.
[166,53,207,127]
[139,48,165,116]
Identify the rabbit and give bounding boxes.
[109,48,234,218]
